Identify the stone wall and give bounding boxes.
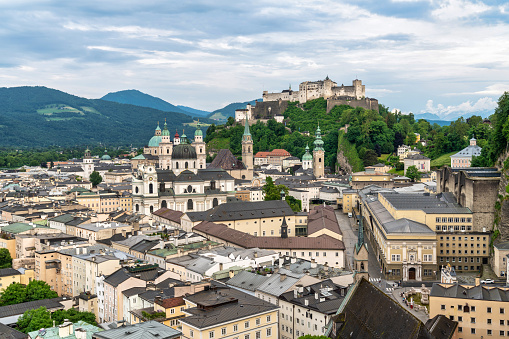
[251,100,289,119]
[336,149,353,175]
[326,97,379,113]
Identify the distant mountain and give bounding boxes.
[177,105,210,117]
[101,89,187,115]
[208,99,261,122]
[414,113,442,121]
[426,119,452,127]
[0,86,196,147]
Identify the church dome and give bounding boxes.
[101,150,111,160]
[148,135,162,147]
[172,144,197,159]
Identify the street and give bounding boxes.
[334,209,358,271]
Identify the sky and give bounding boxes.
[1,0,508,119]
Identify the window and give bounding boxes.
[458,327,462,333]
[502,331,506,336]
[190,330,194,338]
[487,318,492,324]
[245,321,250,329]
[471,317,475,323]
[266,328,272,337]
[458,316,462,322]
[209,331,215,338]
[255,331,261,339]
[502,320,506,325]
[233,325,238,332]
[502,308,505,314]
[441,305,446,310]
[471,306,476,312]
[256,318,261,326]
[244,335,250,339]
[471,328,476,334]
[222,328,227,336]
[266,315,271,322]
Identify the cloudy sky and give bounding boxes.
[1,0,508,119]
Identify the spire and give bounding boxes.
[355,216,364,253]
[155,121,161,131]
[243,116,251,137]
[313,123,324,151]
[280,213,288,239]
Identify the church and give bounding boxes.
[131,120,253,215]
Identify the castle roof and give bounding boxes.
[209,149,246,170]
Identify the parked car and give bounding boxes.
[481,279,494,284]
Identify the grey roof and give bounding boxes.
[256,269,304,297]
[279,279,346,315]
[380,191,471,214]
[122,287,147,298]
[93,321,181,339]
[0,323,26,339]
[0,268,21,278]
[104,268,132,287]
[405,154,430,160]
[450,144,482,158]
[430,283,509,301]
[0,297,67,319]
[225,270,270,292]
[181,285,278,329]
[383,218,435,234]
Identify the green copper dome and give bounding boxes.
[155,122,161,131]
[161,121,170,136]
[101,150,111,160]
[302,144,313,161]
[195,122,203,137]
[313,124,324,151]
[148,135,162,147]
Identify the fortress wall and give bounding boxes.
[326,98,379,113]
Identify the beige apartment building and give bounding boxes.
[350,170,392,190]
[430,283,509,338]
[76,191,132,213]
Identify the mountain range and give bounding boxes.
[0,87,201,147]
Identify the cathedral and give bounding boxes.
[131,120,253,215]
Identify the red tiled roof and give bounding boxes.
[193,221,345,250]
[255,149,291,158]
[153,208,184,223]
[155,296,185,309]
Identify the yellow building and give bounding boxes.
[180,285,278,339]
[350,170,392,189]
[76,191,132,213]
[154,296,186,329]
[0,235,16,259]
[0,267,34,289]
[341,189,359,213]
[430,283,509,338]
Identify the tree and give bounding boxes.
[0,248,12,268]
[363,149,378,167]
[89,171,102,187]
[406,165,421,182]
[0,282,27,306]
[286,195,302,212]
[51,308,98,326]
[25,280,58,302]
[16,307,53,333]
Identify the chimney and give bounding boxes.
[219,263,223,271]
[304,299,309,306]
[58,320,73,338]
[229,270,235,279]
[310,258,317,268]
[280,273,287,282]
[122,229,126,237]
[297,284,304,293]
[284,264,290,270]
[291,257,296,264]
[253,251,258,258]
[315,292,319,300]
[320,297,325,302]
[75,328,88,339]
[294,289,298,298]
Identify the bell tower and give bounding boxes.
[312,123,325,178]
[242,116,253,170]
[83,147,94,180]
[193,120,206,170]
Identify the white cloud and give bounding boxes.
[422,97,497,119]
[431,0,491,20]
[474,84,509,95]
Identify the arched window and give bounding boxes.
[248,146,251,153]
[360,262,365,270]
[187,199,193,210]
[149,183,153,194]
[135,186,139,194]
[167,149,170,154]
[161,200,167,208]
[176,162,179,169]
[150,206,154,213]
[187,185,193,193]
[185,162,189,169]
[194,161,196,168]
[135,204,139,212]
[213,198,218,207]
[319,158,322,162]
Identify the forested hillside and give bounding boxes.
[0,86,196,147]
[101,89,188,114]
[205,96,496,173]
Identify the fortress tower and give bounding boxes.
[313,124,325,178]
[242,117,254,170]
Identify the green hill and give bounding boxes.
[208,99,261,122]
[0,86,197,147]
[101,89,187,114]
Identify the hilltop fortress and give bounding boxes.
[235,77,378,123]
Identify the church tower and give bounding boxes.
[302,143,313,170]
[158,120,173,170]
[83,147,94,180]
[193,121,207,170]
[312,124,325,178]
[242,117,253,170]
[354,216,369,283]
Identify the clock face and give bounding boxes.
[149,177,153,181]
